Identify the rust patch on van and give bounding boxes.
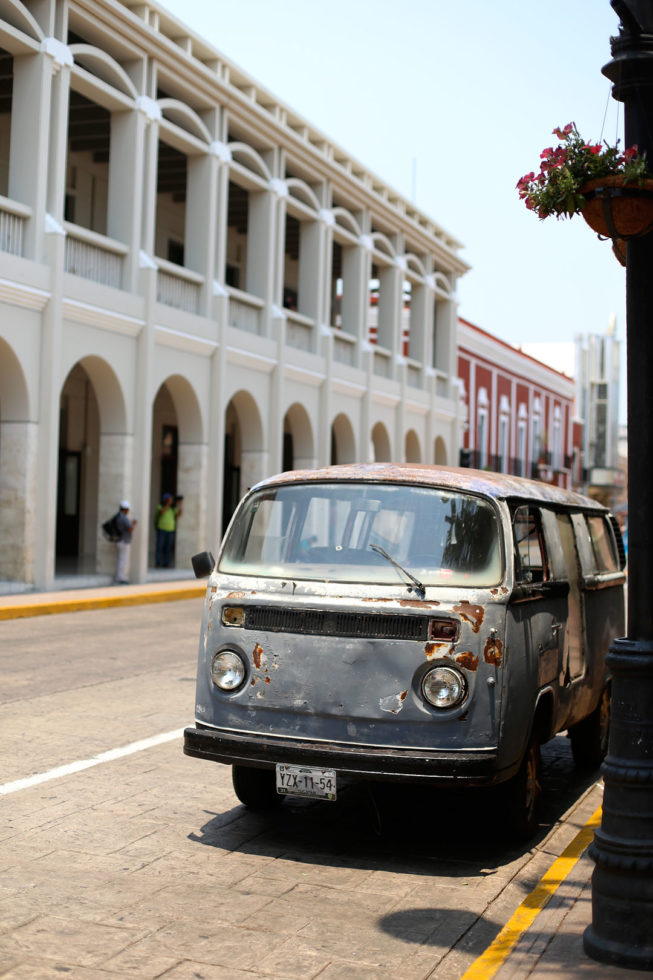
[210,586,217,594]
[453,601,484,633]
[455,652,479,672]
[425,642,448,659]
[484,636,503,666]
[265,676,270,684]
[398,599,440,608]
[226,591,247,599]
[400,690,408,701]
[252,644,263,669]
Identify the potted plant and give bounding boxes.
[517,122,653,261]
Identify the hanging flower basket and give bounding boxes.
[580,176,653,241]
[517,124,652,266]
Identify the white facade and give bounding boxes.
[0,0,468,590]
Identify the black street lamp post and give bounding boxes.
[584,0,653,969]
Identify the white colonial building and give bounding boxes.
[0,0,468,590]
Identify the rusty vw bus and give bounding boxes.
[184,464,626,837]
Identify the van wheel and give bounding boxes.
[505,741,542,841]
[569,686,610,770]
[232,765,282,809]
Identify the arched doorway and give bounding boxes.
[405,429,422,463]
[0,338,34,583]
[56,357,126,576]
[283,402,315,472]
[151,375,205,571]
[330,412,356,464]
[371,421,392,462]
[223,390,265,533]
[434,436,447,465]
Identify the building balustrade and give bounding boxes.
[285,309,314,351]
[64,223,126,289]
[156,257,203,314]
[332,329,357,366]
[0,197,30,257]
[227,287,264,334]
[373,346,392,378]
[406,360,422,388]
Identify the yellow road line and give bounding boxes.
[461,805,602,979]
[0,585,204,620]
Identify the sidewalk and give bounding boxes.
[0,580,645,978]
[0,577,205,620]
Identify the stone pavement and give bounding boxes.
[0,580,647,978]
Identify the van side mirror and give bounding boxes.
[191,551,215,579]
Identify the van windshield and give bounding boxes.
[220,482,503,588]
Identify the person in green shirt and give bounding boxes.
[155,492,182,567]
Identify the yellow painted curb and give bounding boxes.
[0,585,205,621]
[460,805,602,979]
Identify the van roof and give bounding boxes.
[254,463,606,511]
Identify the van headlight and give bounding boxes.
[211,650,246,691]
[421,665,467,709]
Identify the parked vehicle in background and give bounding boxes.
[184,464,626,839]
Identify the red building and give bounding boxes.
[457,318,581,489]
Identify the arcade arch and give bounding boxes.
[0,338,34,582]
[405,429,422,463]
[330,412,356,465]
[434,436,448,465]
[223,390,265,532]
[56,357,127,575]
[371,421,391,462]
[283,402,316,472]
[151,374,205,571]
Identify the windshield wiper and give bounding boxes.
[369,544,426,598]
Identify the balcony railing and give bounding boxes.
[405,359,422,388]
[64,223,126,289]
[285,309,314,351]
[373,345,392,378]
[332,328,357,366]
[156,257,203,314]
[0,196,30,256]
[227,286,264,334]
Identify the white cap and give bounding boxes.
[120,500,130,509]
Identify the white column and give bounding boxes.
[8,42,66,261]
[32,45,72,590]
[0,421,38,582]
[175,441,208,569]
[108,101,150,291]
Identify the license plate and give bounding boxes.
[275,764,337,800]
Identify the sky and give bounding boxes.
[158,0,628,418]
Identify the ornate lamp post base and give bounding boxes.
[583,637,653,970]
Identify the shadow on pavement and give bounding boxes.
[187,734,600,875]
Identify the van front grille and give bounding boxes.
[243,605,428,641]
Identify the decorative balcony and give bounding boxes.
[0,197,30,257]
[64,223,126,289]
[156,257,203,314]
[227,286,264,334]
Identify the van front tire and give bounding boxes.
[504,741,542,841]
[232,765,282,810]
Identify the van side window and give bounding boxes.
[586,514,619,572]
[512,505,548,583]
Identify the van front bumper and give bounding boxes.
[183,724,504,785]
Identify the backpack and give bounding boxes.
[101,512,121,542]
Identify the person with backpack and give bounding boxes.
[113,500,137,584]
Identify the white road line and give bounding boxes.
[0,728,185,796]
